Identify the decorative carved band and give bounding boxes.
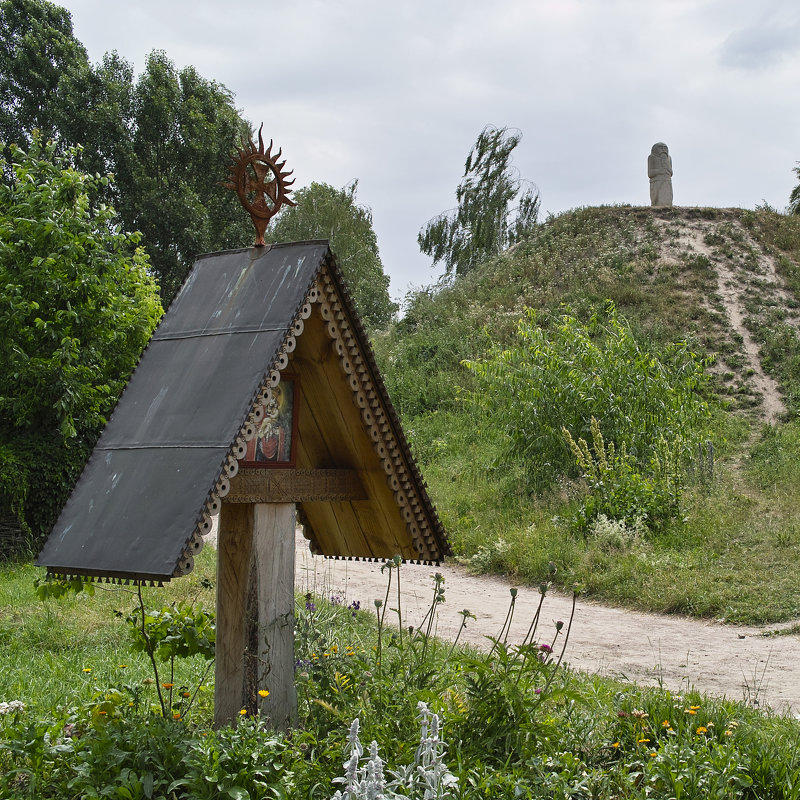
[225,468,367,503]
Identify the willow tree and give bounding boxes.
[418,125,540,277]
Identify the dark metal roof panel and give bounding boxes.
[98,333,282,448]
[36,243,332,581]
[36,447,224,580]
[156,243,326,339]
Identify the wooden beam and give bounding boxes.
[253,503,297,729]
[226,468,366,503]
[215,502,297,730]
[214,503,253,727]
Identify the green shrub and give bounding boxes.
[564,417,683,532]
[464,303,712,492]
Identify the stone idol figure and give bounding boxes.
[648,142,673,207]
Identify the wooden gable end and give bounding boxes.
[225,260,448,563]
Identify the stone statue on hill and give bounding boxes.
[648,142,673,207]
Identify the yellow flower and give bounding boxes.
[239,708,247,716]
[118,664,128,669]
[82,668,92,673]
[650,752,658,758]
[690,705,701,710]
[661,720,671,728]
[638,738,650,744]
[696,726,708,734]
[612,742,620,748]
[725,729,733,736]
[258,689,270,698]
[331,644,338,653]
[684,709,697,715]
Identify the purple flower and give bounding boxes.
[305,600,316,613]
[539,643,553,653]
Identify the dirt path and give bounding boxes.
[294,532,800,716]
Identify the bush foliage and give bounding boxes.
[0,133,162,549]
[464,304,712,497]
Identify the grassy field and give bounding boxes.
[2,556,800,798]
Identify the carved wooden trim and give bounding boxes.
[226,468,366,503]
[315,266,439,561]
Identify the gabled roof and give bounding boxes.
[36,242,450,583]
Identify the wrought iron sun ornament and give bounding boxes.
[225,124,296,246]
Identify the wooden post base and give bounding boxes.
[215,502,297,729]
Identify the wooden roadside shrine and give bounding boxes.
[35,131,450,728]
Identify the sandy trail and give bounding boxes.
[293,532,800,716]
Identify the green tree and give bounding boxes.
[0,0,88,149]
[790,162,800,214]
[59,50,252,302]
[1,3,253,302]
[0,134,162,547]
[418,126,539,277]
[267,181,397,330]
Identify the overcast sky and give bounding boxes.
[57,0,800,303]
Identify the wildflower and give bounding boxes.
[725,729,733,736]
[98,710,107,716]
[631,709,648,719]
[82,668,92,673]
[539,643,553,654]
[305,600,316,613]
[612,741,620,748]
[173,712,181,719]
[162,683,174,689]
[617,711,629,718]
[650,752,658,758]
[239,709,247,716]
[182,692,191,698]
[638,738,650,744]
[662,720,671,728]
[258,689,270,697]
[118,664,128,669]
[0,701,25,715]
[696,726,708,734]
[331,644,338,653]
[684,708,697,715]
[690,705,701,710]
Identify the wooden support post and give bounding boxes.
[215,502,297,729]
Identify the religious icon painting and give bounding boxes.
[242,376,299,468]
